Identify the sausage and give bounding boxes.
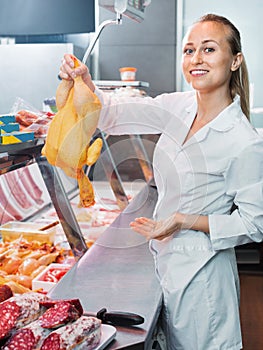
[39,333,60,350]
[39,298,83,316]
[1,292,48,331]
[38,301,80,329]
[2,319,51,350]
[0,285,13,303]
[0,301,21,340]
[2,328,36,350]
[40,316,101,350]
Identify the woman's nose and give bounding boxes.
[192,50,203,64]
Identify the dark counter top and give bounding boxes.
[49,183,162,349]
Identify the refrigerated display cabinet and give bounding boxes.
[0,139,164,349]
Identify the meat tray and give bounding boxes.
[32,263,72,293]
[0,221,56,244]
[95,324,117,350]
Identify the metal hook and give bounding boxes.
[82,13,122,65]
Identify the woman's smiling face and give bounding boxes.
[182,21,239,94]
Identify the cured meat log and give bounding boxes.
[42,55,103,207]
[2,320,51,350]
[0,301,21,340]
[0,297,101,349]
[38,301,81,329]
[39,298,83,316]
[40,316,101,350]
[0,285,13,303]
[0,292,48,340]
[2,328,36,350]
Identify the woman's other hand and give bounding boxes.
[59,54,95,92]
[130,213,209,241]
[130,214,184,241]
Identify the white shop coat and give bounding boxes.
[96,89,263,350]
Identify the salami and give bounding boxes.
[40,333,60,350]
[2,319,51,350]
[38,301,80,329]
[40,316,101,350]
[40,299,83,316]
[2,328,36,350]
[8,292,48,328]
[0,301,21,340]
[0,285,13,303]
[0,292,48,335]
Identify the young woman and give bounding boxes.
[60,14,263,349]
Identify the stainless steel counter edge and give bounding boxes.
[49,183,163,349]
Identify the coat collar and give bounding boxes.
[185,95,243,132]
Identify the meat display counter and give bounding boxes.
[0,139,164,349]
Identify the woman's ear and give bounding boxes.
[231,52,243,71]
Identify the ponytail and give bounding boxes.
[230,58,250,120]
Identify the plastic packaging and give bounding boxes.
[119,67,137,81]
[10,97,54,138]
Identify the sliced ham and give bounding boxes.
[0,185,22,222]
[20,167,44,205]
[3,171,32,209]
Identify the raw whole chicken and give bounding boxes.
[42,56,103,207]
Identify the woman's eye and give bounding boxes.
[184,48,194,55]
[204,47,215,53]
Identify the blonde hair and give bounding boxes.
[197,14,250,120]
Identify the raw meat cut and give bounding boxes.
[20,167,44,205]
[0,202,16,224]
[42,55,103,207]
[4,171,32,209]
[0,185,23,222]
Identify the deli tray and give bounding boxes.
[95,324,116,350]
[0,138,44,154]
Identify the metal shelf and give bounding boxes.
[0,138,45,175]
[93,80,149,90]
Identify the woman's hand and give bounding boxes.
[130,213,185,241]
[130,213,209,241]
[59,54,95,92]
